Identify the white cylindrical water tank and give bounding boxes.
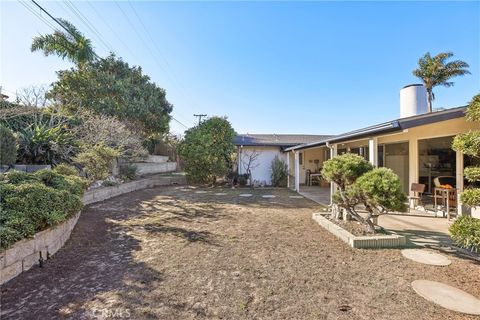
[400,84,428,118]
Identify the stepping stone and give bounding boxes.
[412,280,480,315]
[401,249,451,266]
[262,195,276,198]
[214,193,227,196]
[289,196,304,199]
[195,191,208,194]
[239,194,252,197]
[179,188,190,192]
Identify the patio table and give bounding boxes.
[433,187,457,220]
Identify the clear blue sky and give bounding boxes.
[1,1,479,135]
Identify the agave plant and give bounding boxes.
[17,122,76,165]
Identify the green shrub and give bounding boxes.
[350,168,407,212]
[53,163,78,176]
[2,170,39,184]
[0,125,17,166]
[0,170,86,249]
[460,188,480,208]
[321,153,373,189]
[449,216,480,253]
[73,143,119,181]
[120,163,137,181]
[178,117,235,184]
[270,156,288,187]
[34,169,87,196]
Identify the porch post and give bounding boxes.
[456,150,464,216]
[408,138,419,201]
[368,137,378,167]
[294,151,300,192]
[286,151,290,188]
[329,144,338,205]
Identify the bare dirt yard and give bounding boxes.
[1,186,479,319]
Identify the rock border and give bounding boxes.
[83,174,186,205]
[1,173,186,285]
[0,212,80,285]
[312,212,406,249]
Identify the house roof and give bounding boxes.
[285,106,467,151]
[234,134,333,148]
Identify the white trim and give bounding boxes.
[294,151,300,192]
[368,137,378,167]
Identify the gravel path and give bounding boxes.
[1,186,479,319]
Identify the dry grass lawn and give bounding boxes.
[1,186,479,319]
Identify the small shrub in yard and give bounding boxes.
[33,169,88,196]
[73,143,119,181]
[0,125,17,166]
[120,163,137,181]
[0,170,87,249]
[322,154,406,233]
[449,216,480,253]
[53,163,79,176]
[270,156,288,187]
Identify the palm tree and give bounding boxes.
[413,52,470,112]
[31,19,96,68]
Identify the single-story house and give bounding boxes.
[234,134,332,186]
[235,84,480,218]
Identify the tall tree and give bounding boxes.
[49,54,173,137]
[178,117,236,184]
[412,52,470,112]
[31,19,96,68]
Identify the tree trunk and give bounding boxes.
[427,88,433,113]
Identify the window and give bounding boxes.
[299,152,303,165]
[418,136,456,193]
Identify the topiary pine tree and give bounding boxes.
[452,94,480,207]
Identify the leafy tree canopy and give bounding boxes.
[31,18,96,68]
[178,117,236,184]
[413,52,470,111]
[49,54,173,136]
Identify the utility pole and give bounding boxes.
[193,114,207,125]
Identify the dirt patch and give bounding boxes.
[326,216,386,236]
[1,186,479,320]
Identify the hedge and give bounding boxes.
[449,215,480,253]
[0,169,87,249]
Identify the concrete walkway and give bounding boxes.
[298,186,330,206]
[378,214,454,248]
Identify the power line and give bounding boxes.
[21,0,192,130]
[19,0,58,31]
[29,0,101,60]
[62,0,114,52]
[118,1,196,127]
[85,0,139,60]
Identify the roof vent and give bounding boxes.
[400,84,428,118]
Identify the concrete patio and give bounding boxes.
[298,185,330,206]
[298,185,456,249]
[378,214,454,248]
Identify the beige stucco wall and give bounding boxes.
[327,116,479,214]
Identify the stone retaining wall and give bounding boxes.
[83,174,185,205]
[0,174,186,285]
[0,212,80,285]
[133,162,177,175]
[312,212,406,249]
